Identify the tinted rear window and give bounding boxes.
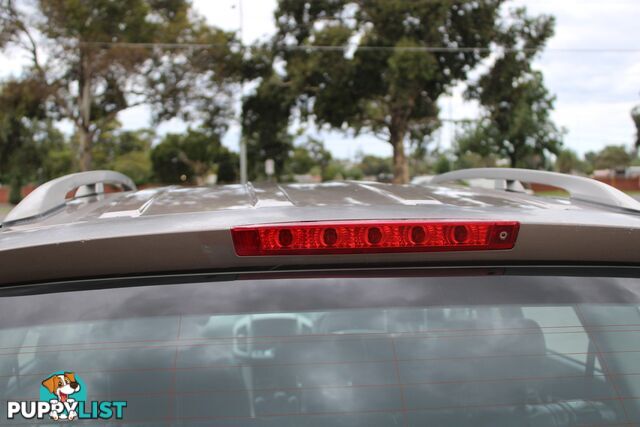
[2,272,640,426]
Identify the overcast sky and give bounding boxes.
[1,0,639,160]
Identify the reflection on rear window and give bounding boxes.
[2,275,640,426]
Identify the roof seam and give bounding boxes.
[276,184,297,207]
[355,181,412,204]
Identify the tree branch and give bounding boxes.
[6,1,45,77]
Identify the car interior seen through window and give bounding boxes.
[2,273,640,426]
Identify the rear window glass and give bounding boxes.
[2,273,640,426]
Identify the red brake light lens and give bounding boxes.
[232,221,519,256]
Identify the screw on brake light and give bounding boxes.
[231,221,519,256]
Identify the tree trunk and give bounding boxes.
[390,114,410,184]
[78,48,93,171]
[78,127,92,171]
[509,149,518,168]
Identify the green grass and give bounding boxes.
[534,190,570,198]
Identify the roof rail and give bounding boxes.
[3,170,136,224]
[430,168,640,212]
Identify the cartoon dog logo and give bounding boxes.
[41,372,81,420]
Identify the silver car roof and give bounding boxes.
[1,170,640,285]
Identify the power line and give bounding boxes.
[77,41,640,54]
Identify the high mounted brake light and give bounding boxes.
[231,221,519,256]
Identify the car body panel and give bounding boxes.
[0,181,625,231]
[1,181,640,285]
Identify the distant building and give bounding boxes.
[592,167,640,192]
[593,169,614,179]
[593,167,640,179]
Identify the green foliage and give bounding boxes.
[451,124,500,170]
[111,151,152,185]
[151,128,238,184]
[41,143,76,180]
[322,159,363,181]
[146,21,246,134]
[284,138,335,181]
[91,127,154,185]
[408,145,430,177]
[555,149,589,174]
[288,147,397,182]
[632,106,640,152]
[358,155,392,177]
[37,0,185,41]
[150,136,191,184]
[2,0,244,170]
[454,152,498,170]
[591,145,632,170]
[453,122,501,168]
[0,78,48,174]
[0,78,76,199]
[465,8,562,168]
[216,150,240,184]
[305,138,333,180]
[289,147,316,175]
[242,75,295,181]
[0,0,571,187]
[434,155,451,175]
[8,176,22,205]
[272,0,511,183]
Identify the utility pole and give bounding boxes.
[238,0,248,184]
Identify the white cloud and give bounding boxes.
[192,0,277,44]
[552,101,638,152]
[0,46,33,79]
[514,0,640,154]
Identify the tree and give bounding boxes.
[112,151,152,185]
[92,126,154,185]
[1,0,243,170]
[269,0,523,184]
[150,136,192,185]
[465,8,562,168]
[288,138,335,181]
[453,121,502,166]
[591,145,632,171]
[216,150,240,184]
[555,149,588,175]
[434,154,452,174]
[632,105,640,156]
[358,155,392,178]
[289,146,316,176]
[305,138,333,180]
[39,136,76,181]
[242,75,295,181]
[151,128,238,185]
[454,151,498,170]
[0,78,48,177]
[0,78,75,201]
[324,159,364,181]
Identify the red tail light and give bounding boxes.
[231,221,519,256]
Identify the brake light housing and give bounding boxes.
[232,220,519,256]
